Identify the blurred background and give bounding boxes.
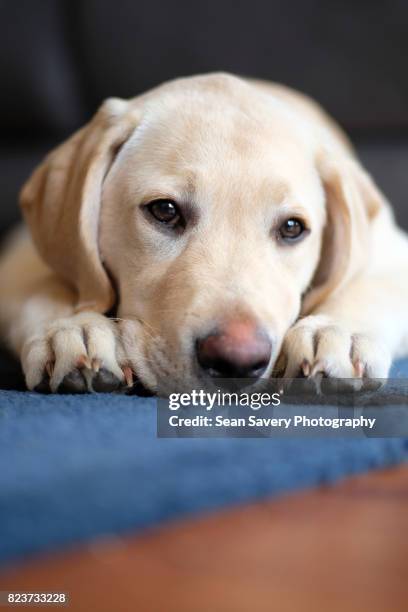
[1,0,408,238]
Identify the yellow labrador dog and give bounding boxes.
[0,73,407,393]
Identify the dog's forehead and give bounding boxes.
[116,83,320,207]
[140,85,309,156]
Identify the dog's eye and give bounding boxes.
[147,199,182,226]
[279,218,305,242]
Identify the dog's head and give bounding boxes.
[20,73,383,391]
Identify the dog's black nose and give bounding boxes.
[196,319,272,379]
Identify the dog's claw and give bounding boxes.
[122,365,134,387]
[310,360,325,377]
[311,370,324,393]
[91,357,102,372]
[301,359,311,377]
[354,359,364,378]
[45,361,54,378]
[76,354,91,369]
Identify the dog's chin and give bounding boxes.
[142,371,275,397]
[126,344,279,397]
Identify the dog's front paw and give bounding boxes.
[21,312,132,393]
[277,315,391,390]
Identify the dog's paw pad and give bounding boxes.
[33,376,51,394]
[92,368,123,393]
[58,368,88,394]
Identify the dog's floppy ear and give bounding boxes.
[20,98,141,313]
[302,151,385,314]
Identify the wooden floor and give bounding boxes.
[0,465,407,611]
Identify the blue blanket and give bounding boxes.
[0,360,407,564]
